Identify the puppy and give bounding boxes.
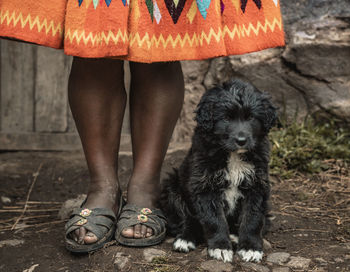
[160,79,277,263]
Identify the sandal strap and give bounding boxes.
[70,207,116,219]
[65,207,116,240]
[116,204,167,235]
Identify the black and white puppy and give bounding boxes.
[160,79,277,263]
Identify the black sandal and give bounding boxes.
[115,204,167,247]
[65,194,124,253]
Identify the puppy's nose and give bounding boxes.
[236,137,247,146]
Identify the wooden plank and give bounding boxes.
[0,133,80,150]
[0,133,131,151]
[34,47,72,132]
[0,40,36,132]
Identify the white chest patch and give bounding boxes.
[224,152,255,214]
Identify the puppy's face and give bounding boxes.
[213,107,262,153]
[195,80,277,152]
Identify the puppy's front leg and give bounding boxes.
[237,190,266,263]
[193,194,233,263]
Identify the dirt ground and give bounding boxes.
[0,149,349,272]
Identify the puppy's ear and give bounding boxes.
[194,89,218,131]
[194,99,214,131]
[261,93,278,133]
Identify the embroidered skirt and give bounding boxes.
[0,0,285,63]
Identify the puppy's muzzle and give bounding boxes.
[235,136,247,147]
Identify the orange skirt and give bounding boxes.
[0,0,285,63]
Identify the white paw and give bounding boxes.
[173,238,196,253]
[208,248,234,263]
[229,234,239,243]
[238,249,263,262]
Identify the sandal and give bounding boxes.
[65,194,124,253]
[115,204,167,247]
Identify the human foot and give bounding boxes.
[115,203,167,247]
[120,177,161,239]
[70,181,121,245]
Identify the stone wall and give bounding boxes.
[172,0,350,143]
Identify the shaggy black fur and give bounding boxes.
[160,79,277,263]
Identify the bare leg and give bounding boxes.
[68,57,126,244]
[121,61,184,239]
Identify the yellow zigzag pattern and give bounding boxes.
[0,10,63,36]
[65,29,128,45]
[65,18,282,48]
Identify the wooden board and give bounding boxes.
[34,47,72,132]
[0,40,36,132]
[0,133,131,151]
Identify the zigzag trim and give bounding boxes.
[0,10,63,37]
[65,18,282,48]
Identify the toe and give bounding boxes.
[78,227,86,244]
[140,225,147,238]
[72,229,79,242]
[84,231,98,244]
[134,224,142,238]
[121,227,134,238]
[146,227,153,237]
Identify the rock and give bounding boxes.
[272,268,291,272]
[345,255,350,260]
[1,196,11,204]
[313,268,327,272]
[200,260,233,272]
[201,248,208,257]
[113,252,130,270]
[165,237,175,244]
[241,262,270,272]
[334,257,344,263]
[266,252,291,265]
[315,257,327,265]
[180,260,190,265]
[0,239,24,248]
[286,256,311,269]
[143,248,167,262]
[263,239,272,250]
[171,0,350,142]
[58,194,86,220]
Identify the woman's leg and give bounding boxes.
[68,57,126,244]
[121,61,184,238]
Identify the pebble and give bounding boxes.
[263,239,272,250]
[165,237,175,244]
[241,262,270,272]
[143,248,167,262]
[200,260,233,272]
[272,267,291,272]
[313,268,327,272]
[113,252,130,270]
[315,257,327,265]
[334,257,344,263]
[180,260,190,265]
[1,196,11,204]
[201,248,208,257]
[286,256,311,269]
[0,239,24,248]
[58,194,86,219]
[266,252,291,265]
